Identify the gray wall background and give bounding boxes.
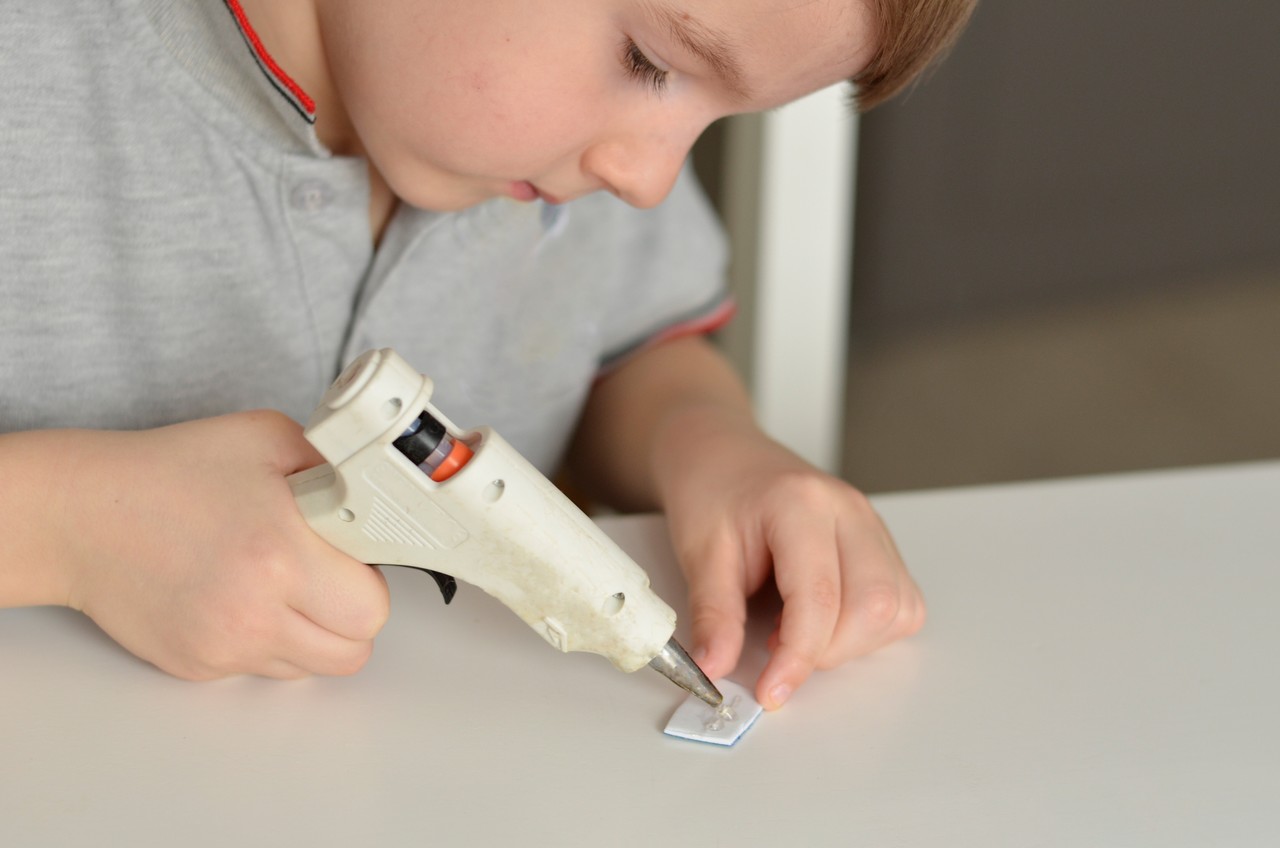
[852,1,1280,334]
[834,2,1280,492]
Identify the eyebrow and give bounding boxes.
[642,2,751,101]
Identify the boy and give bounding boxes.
[0,0,973,709]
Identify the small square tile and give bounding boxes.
[663,679,763,747]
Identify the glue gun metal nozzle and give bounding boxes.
[648,637,723,708]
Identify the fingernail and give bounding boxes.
[768,683,792,709]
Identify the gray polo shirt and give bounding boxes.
[0,0,730,473]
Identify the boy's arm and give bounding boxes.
[564,335,925,709]
[0,430,76,608]
[0,413,390,679]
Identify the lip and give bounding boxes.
[508,180,565,205]
[507,180,538,202]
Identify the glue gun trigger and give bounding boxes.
[375,564,458,604]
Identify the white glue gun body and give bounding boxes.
[288,349,721,703]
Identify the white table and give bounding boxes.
[4,461,1279,846]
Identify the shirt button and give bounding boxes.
[290,179,335,211]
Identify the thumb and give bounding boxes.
[236,410,326,475]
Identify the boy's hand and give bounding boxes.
[566,335,924,711]
[29,412,390,679]
[657,413,925,710]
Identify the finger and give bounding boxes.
[755,515,842,710]
[823,520,925,664]
[280,608,377,676]
[255,657,312,680]
[678,533,749,681]
[289,547,391,642]
[766,615,781,653]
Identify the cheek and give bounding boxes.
[331,17,596,181]
[421,67,589,167]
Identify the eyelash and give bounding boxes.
[622,38,669,95]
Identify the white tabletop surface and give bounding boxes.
[4,461,1279,846]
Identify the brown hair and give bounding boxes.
[853,0,978,110]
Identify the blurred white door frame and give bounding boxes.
[718,84,858,474]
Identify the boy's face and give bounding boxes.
[315,0,873,211]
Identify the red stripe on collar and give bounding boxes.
[223,0,316,119]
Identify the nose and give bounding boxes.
[580,133,693,209]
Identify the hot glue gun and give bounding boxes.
[287,348,723,708]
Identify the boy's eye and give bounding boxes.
[621,38,669,95]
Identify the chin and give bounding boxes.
[379,165,493,213]
[396,184,492,213]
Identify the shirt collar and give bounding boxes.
[137,0,329,157]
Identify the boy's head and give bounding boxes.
[281,0,973,212]
[854,0,976,111]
